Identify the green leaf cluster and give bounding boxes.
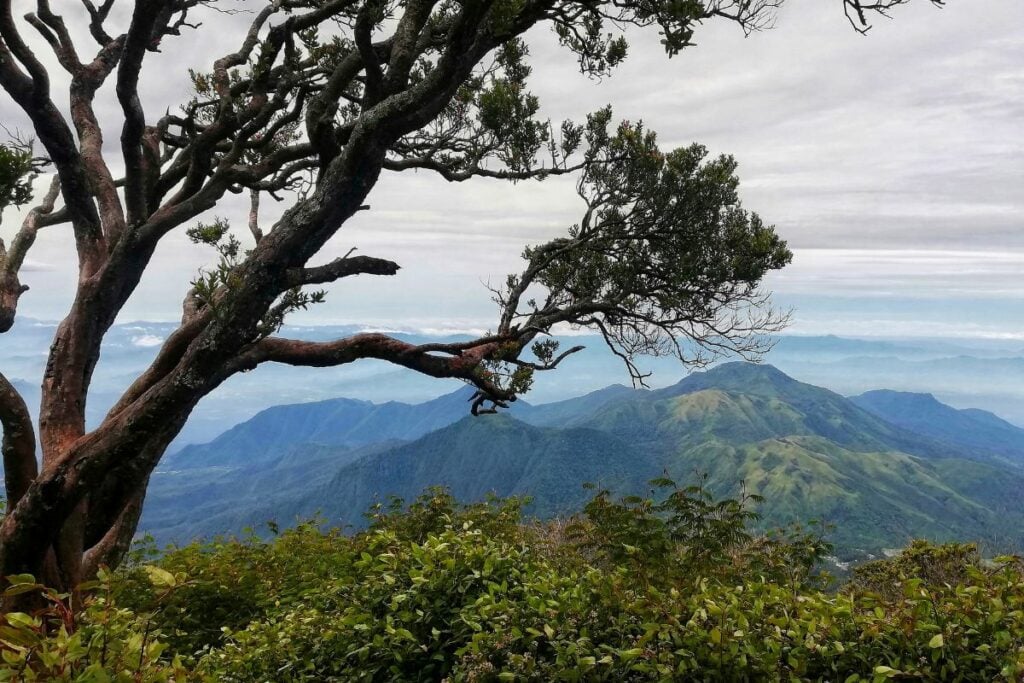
[0,143,36,216]
[567,477,833,591]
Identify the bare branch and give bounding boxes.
[842,0,945,33]
[80,0,116,46]
[247,189,263,243]
[286,252,400,287]
[118,0,165,225]
[0,26,105,270]
[354,0,385,104]
[228,332,516,403]
[383,156,588,182]
[508,344,586,371]
[0,1,52,99]
[1,174,60,275]
[81,486,145,579]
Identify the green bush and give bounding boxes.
[3,484,1023,681]
[566,476,834,589]
[850,540,984,599]
[0,570,187,681]
[115,520,359,658]
[194,530,1024,682]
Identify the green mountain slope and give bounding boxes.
[140,441,400,542]
[516,384,642,427]
[163,386,486,470]
[666,435,1019,552]
[147,416,649,543]
[622,363,959,458]
[311,415,655,524]
[304,367,1024,554]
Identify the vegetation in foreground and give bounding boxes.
[1,483,1022,682]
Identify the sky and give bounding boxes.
[1,0,1022,340]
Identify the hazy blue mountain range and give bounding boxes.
[851,390,1024,468]
[139,363,1024,559]
[165,386,493,469]
[767,353,1024,426]
[4,318,1024,452]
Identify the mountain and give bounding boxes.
[313,415,653,523]
[142,439,402,543]
[517,383,643,427]
[851,390,1024,467]
[139,363,1024,557]
[553,364,1024,551]
[163,386,489,469]
[765,353,1024,427]
[146,416,648,542]
[314,393,1024,553]
[571,363,959,460]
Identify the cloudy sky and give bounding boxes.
[2,0,1022,339]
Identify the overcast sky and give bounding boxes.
[2,0,1022,340]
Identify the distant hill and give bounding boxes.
[851,390,1024,467]
[766,354,1024,427]
[145,417,647,542]
[314,415,652,523]
[517,383,641,427]
[140,363,1024,557]
[163,386,490,469]
[558,364,1024,550]
[143,440,402,543]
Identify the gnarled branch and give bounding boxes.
[0,372,38,507]
[286,252,400,287]
[229,332,515,404]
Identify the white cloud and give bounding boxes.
[770,248,1024,299]
[130,335,165,348]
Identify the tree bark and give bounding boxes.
[0,372,36,507]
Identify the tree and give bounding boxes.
[0,0,941,590]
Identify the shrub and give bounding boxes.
[366,487,530,545]
[114,520,358,658]
[0,570,187,681]
[850,540,982,599]
[567,477,834,589]
[3,485,1023,681]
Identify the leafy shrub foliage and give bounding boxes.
[0,570,187,681]
[0,142,36,212]
[2,483,1023,681]
[849,540,987,600]
[567,477,833,590]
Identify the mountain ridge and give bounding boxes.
[851,389,1024,467]
[139,363,1024,557]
